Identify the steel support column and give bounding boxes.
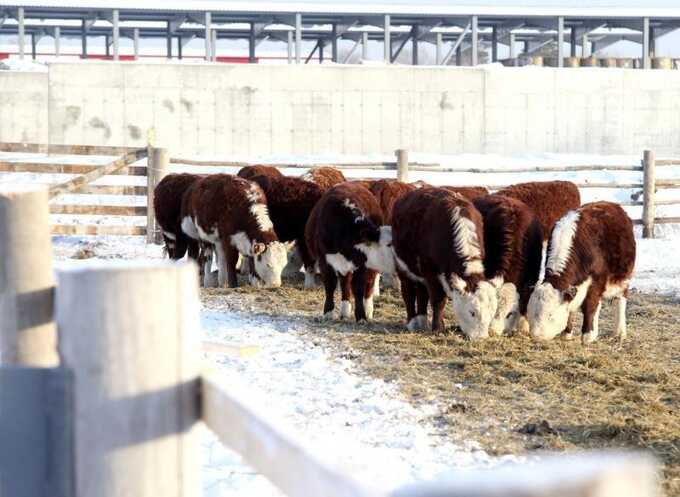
[557,16,564,67]
[471,15,478,66]
[642,17,650,69]
[295,13,302,64]
[112,9,119,60]
[17,7,24,59]
[384,14,391,64]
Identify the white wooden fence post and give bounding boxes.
[642,149,656,239]
[396,149,409,182]
[56,260,201,497]
[147,146,169,244]
[0,185,58,367]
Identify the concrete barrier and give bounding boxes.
[3,61,680,156]
[0,71,48,144]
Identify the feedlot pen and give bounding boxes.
[205,277,680,495]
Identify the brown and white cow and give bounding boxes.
[495,181,581,242]
[153,173,202,260]
[392,188,498,339]
[305,182,394,322]
[180,174,288,288]
[527,201,636,344]
[248,174,323,288]
[237,164,283,181]
[301,167,346,191]
[473,195,543,336]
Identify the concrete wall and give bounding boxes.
[0,71,48,144]
[5,61,680,156]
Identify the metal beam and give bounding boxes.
[287,30,293,64]
[305,39,320,64]
[391,33,412,63]
[295,13,302,64]
[17,6,24,59]
[362,31,369,61]
[211,28,217,61]
[81,18,87,58]
[435,32,443,64]
[384,14,391,64]
[112,9,119,60]
[491,25,498,62]
[557,16,564,67]
[343,37,362,63]
[133,27,140,59]
[442,22,470,65]
[643,17,650,69]
[471,15,478,65]
[166,21,172,59]
[509,31,516,58]
[54,26,60,57]
[331,23,338,62]
[204,11,211,61]
[412,26,419,65]
[249,22,256,63]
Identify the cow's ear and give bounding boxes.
[252,242,266,255]
[564,286,578,301]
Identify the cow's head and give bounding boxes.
[527,281,576,340]
[252,240,288,287]
[489,280,521,336]
[355,225,396,275]
[443,275,498,341]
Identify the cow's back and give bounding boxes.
[497,181,580,237]
[154,173,200,232]
[237,164,283,181]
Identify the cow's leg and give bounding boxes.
[614,295,628,340]
[320,261,337,320]
[425,277,446,333]
[372,273,381,298]
[215,243,228,287]
[187,238,200,262]
[202,244,217,288]
[516,287,531,335]
[338,272,353,319]
[414,283,430,330]
[363,269,378,320]
[560,312,576,340]
[224,244,240,288]
[399,273,417,328]
[581,289,603,345]
[351,266,368,323]
[298,239,317,289]
[173,235,189,260]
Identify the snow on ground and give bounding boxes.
[199,311,510,497]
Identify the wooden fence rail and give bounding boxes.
[2,144,680,239]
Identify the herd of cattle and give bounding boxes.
[154,165,636,344]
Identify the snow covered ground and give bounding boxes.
[5,151,680,495]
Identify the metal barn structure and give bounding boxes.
[0,1,679,67]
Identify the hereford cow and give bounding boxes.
[392,188,498,339]
[305,183,394,322]
[496,181,580,241]
[181,174,288,288]
[248,174,323,288]
[473,195,543,336]
[237,164,283,181]
[527,201,635,344]
[153,173,202,260]
[301,167,346,191]
[441,186,489,202]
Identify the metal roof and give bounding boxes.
[2,1,680,18]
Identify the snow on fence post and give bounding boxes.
[56,260,201,497]
[0,185,58,367]
[396,149,409,182]
[147,143,169,244]
[642,149,656,238]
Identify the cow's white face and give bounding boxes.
[489,282,520,336]
[527,282,569,340]
[355,226,396,275]
[450,280,498,341]
[253,241,288,287]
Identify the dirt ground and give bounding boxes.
[203,274,680,495]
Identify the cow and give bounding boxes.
[153,173,202,260]
[237,164,283,181]
[391,187,498,339]
[305,182,394,322]
[301,167,346,191]
[527,201,635,344]
[473,195,543,336]
[441,186,490,202]
[248,174,323,288]
[495,181,581,242]
[180,174,288,288]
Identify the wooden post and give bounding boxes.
[0,185,58,367]
[396,149,409,182]
[56,261,201,497]
[643,150,656,238]
[146,130,168,244]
